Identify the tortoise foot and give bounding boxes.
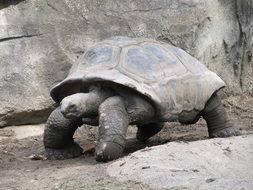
[209,126,241,138]
[45,142,83,160]
[95,142,123,162]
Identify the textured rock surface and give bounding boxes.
[0,0,252,127]
[108,135,253,190]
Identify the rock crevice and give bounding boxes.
[0,33,44,43]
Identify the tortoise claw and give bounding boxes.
[95,142,123,162]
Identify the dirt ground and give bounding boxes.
[0,95,252,190]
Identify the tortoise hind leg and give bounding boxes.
[201,94,240,138]
[136,123,164,142]
[44,107,83,159]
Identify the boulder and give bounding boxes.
[0,0,252,127]
[108,135,253,189]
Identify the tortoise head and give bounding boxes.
[60,93,87,119]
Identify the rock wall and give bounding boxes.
[0,0,252,127]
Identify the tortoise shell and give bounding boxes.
[51,36,225,122]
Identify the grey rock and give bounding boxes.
[107,135,253,190]
[0,0,252,126]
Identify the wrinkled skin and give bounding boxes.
[44,85,239,162]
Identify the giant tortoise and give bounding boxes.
[44,36,239,162]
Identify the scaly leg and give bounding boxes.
[95,96,129,162]
[201,94,240,138]
[44,107,83,159]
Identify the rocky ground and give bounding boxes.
[0,95,252,190]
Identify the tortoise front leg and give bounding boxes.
[95,96,129,162]
[201,94,240,138]
[44,107,83,159]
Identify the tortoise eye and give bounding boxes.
[69,103,75,109]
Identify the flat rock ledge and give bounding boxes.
[107,135,253,190]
